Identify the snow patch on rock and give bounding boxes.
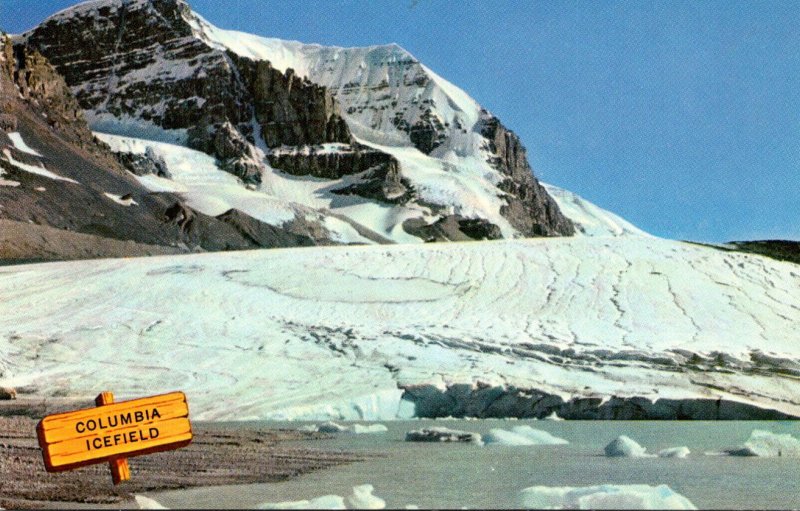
[1,149,79,184]
[8,132,42,157]
[104,192,138,206]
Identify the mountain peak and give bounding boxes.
[17,0,588,242]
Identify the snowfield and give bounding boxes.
[1,236,799,420]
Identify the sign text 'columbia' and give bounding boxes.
[36,391,192,479]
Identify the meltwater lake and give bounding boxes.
[147,420,800,509]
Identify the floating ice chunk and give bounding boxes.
[8,132,42,157]
[257,495,346,509]
[484,426,568,446]
[135,495,168,509]
[301,422,388,434]
[345,484,386,509]
[404,506,419,510]
[543,411,565,421]
[518,484,697,510]
[484,428,537,446]
[604,435,653,457]
[351,424,388,434]
[658,446,690,458]
[317,421,349,433]
[405,427,483,444]
[510,425,569,445]
[724,430,800,457]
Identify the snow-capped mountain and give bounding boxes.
[0,32,385,262]
[1,0,798,422]
[16,0,602,244]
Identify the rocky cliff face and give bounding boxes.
[4,37,93,147]
[19,0,577,243]
[0,33,356,263]
[214,37,576,238]
[228,52,352,148]
[20,0,397,191]
[479,113,575,236]
[22,0,235,132]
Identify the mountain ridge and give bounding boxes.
[16,0,581,243]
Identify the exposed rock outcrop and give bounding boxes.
[402,215,503,242]
[401,383,796,420]
[228,52,353,148]
[329,158,411,204]
[115,146,172,178]
[479,112,575,237]
[187,122,262,184]
[268,144,384,179]
[216,208,322,248]
[22,0,245,133]
[21,0,397,188]
[4,36,93,148]
[392,107,447,154]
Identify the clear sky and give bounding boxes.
[4,0,799,242]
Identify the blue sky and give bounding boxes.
[4,0,799,242]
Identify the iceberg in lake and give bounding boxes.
[405,427,483,444]
[256,495,346,509]
[345,484,386,509]
[256,485,385,510]
[724,430,800,457]
[484,426,569,446]
[511,425,569,445]
[518,484,697,510]
[135,495,168,509]
[351,424,389,434]
[317,421,350,433]
[658,446,690,458]
[301,422,388,434]
[604,435,653,457]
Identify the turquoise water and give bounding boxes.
[149,420,800,509]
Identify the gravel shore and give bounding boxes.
[0,414,371,509]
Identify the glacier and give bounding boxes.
[1,236,799,420]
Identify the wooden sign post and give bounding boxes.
[36,391,192,484]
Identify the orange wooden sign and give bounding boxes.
[36,391,192,483]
